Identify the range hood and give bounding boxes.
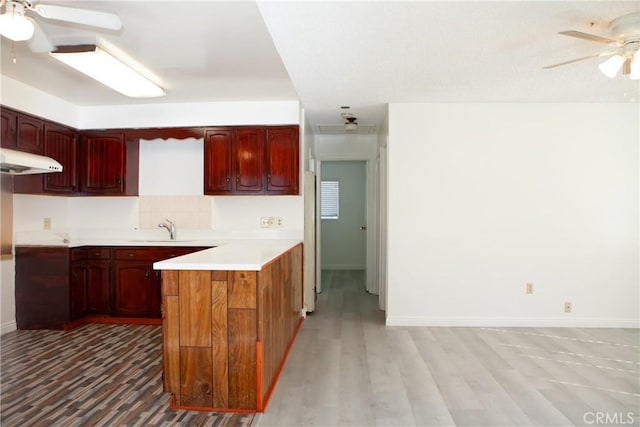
[0,148,63,175]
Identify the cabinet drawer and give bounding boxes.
[86,248,111,260]
[113,247,209,261]
[71,247,111,260]
[155,247,208,260]
[114,248,158,261]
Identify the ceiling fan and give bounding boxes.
[342,113,358,131]
[0,0,122,53]
[544,12,640,79]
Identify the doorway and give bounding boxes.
[318,160,368,292]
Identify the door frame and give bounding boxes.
[314,155,379,296]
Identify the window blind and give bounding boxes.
[320,180,339,219]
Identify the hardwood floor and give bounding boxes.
[0,323,254,426]
[256,270,640,427]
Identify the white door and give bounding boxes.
[320,161,367,270]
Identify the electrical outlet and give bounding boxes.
[275,217,284,227]
[260,217,275,228]
[526,283,533,294]
[43,218,51,230]
[564,302,572,313]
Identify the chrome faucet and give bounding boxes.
[158,219,177,240]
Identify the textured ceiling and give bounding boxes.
[1,1,638,135]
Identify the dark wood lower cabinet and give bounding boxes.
[86,261,111,314]
[15,246,70,329]
[70,262,89,320]
[113,261,155,317]
[15,245,209,329]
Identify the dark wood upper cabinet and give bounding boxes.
[1,108,45,154]
[1,108,17,148]
[16,114,44,154]
[44,124,78,193]
[204,126,298,196]
[204,128,234,194]
[266,126,299,195]
[234,127,265,193]
[80,132,126,194]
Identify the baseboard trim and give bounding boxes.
[1,320,17,335]
[385,316,640,328]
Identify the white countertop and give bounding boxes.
[153,239,301,271]
[14,229,302,271]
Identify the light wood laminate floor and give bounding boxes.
[256,270,640,427]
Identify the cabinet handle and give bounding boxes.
[128,253,135,257]
[145,271,150,278]
[94,252,100,256]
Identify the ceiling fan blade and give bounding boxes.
[31,4,122,30]
[543,51,617,69]
[26,18,54,53]
[558,30,623,45]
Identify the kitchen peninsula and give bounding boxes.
[153,240,303,412]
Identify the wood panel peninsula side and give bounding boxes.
[154,240,303,412]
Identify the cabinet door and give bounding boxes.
[86,260,111,314]
[16,113,43,154]
[266,127,299,195]
[44,124,78,193]
[204,128,233,194]
[1,108,17,148]
[70,263,88,320]
[234,128,265,193]
[113,261,153,317]
[80,133,125,194]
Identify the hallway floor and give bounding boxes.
[256,270,640,427]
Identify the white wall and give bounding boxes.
[315,134,378,160]
[0,76,79,127]
[78,101,300,129]
[377,112,389,311]
[387,103,639,327]
[0,258,15,334]
[1,76,299,129]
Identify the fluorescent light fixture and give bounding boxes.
[50,45,165,98]
[598,54,625,78]
[630,51,640,80]
[0,1,34,41]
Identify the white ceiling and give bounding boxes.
[1,1,639,135]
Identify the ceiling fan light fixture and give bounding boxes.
[344,116,358,131]
[50,45,165,98]
[598,54,625,78]
[0,2,34,41]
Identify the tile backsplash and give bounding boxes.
[138,196,211,229]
